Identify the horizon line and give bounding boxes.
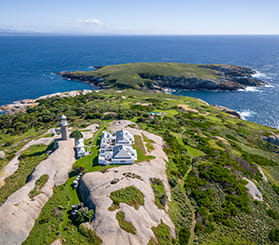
[1,33,279,36]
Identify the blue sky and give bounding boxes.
[1,0,278,35]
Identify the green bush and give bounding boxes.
[70,130,83,140]
[109,186,144,210]
[72,207,94,225]
[267,209,279,219]
[269,228,279,242]
[150,178,168,209]
[178,228,190,244]
[78,223,102,245]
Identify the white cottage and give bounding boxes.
[98,129,137,165]
[75,138,85,159]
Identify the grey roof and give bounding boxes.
[115,130,131,144]
[112,145,131,159]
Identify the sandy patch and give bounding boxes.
[50,239,63,245]
[81,124,99,140]
[178,104,198,113]
[212,136,230,146]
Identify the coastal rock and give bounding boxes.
[243,177,263,201]
[0,151,5,159]
[263,134,279,146]
[213,105,241,118]
[0,89,93,114]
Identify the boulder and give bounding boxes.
[0,151,5,159]
[213,105,241,118]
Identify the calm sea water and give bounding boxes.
[0,35,278,128]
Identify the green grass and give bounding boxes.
[116,211,137,234]
[142,133,155,152]
[185,145,205,158]
[78,223,102,245]
[150,221,174,245]
[29,174,49,198]
[0,128,46,170]
[23,175,101,245]
[150,178,167,209]
[109,185,145,210]
[0,143,52,203]
[70,63,221,89]
[133,135,155,163]
[74,125,105,172]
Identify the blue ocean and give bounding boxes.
[0,35,278,128]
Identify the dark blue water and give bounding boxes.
[0,35,278,128]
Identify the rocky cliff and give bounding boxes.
[60,63,267,91]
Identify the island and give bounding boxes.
[60,62,267,91]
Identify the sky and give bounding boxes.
[1,0,279,35]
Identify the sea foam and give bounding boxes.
[238,110,256,120]
[238,86,261,92]
[252,71,267,79]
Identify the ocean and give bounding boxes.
[0,35,278,128]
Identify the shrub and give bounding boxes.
[70,130,83,140]
[109,186,144,210]
[72,207,94,225]
[269,228,279,242]
[78,223,102,245]
[178,228,190,245]
[168,178,177,188]
[150,178,168,209]
[267,209,279,219]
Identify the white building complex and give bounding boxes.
[98,130,137,165]
[75,138,86,159]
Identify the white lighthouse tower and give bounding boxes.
[60,114,68,140]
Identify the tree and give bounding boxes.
[73,207,94,224]
[70,130,83,140]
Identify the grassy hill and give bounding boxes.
[61,63,266,90]
[1,89,279,244]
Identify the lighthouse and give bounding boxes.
[60,114,68,140]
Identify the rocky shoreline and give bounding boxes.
[59,63,268,91]
[0,90,93,114]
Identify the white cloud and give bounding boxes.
[77,18,104,26]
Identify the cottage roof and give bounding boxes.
[115,130,132,144]
[112,145,131,159]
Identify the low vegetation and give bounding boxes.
[142,133,155,152]
[78,223,102,245]
[149,221,174,245]
[23,179,100,245]
[150,178,168,209]
[1,89,279,244]
[133,135,155,163]
[116,211,137,234]
[109,185,145,210]
[29,174,49,198]
[0,143,53,203]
